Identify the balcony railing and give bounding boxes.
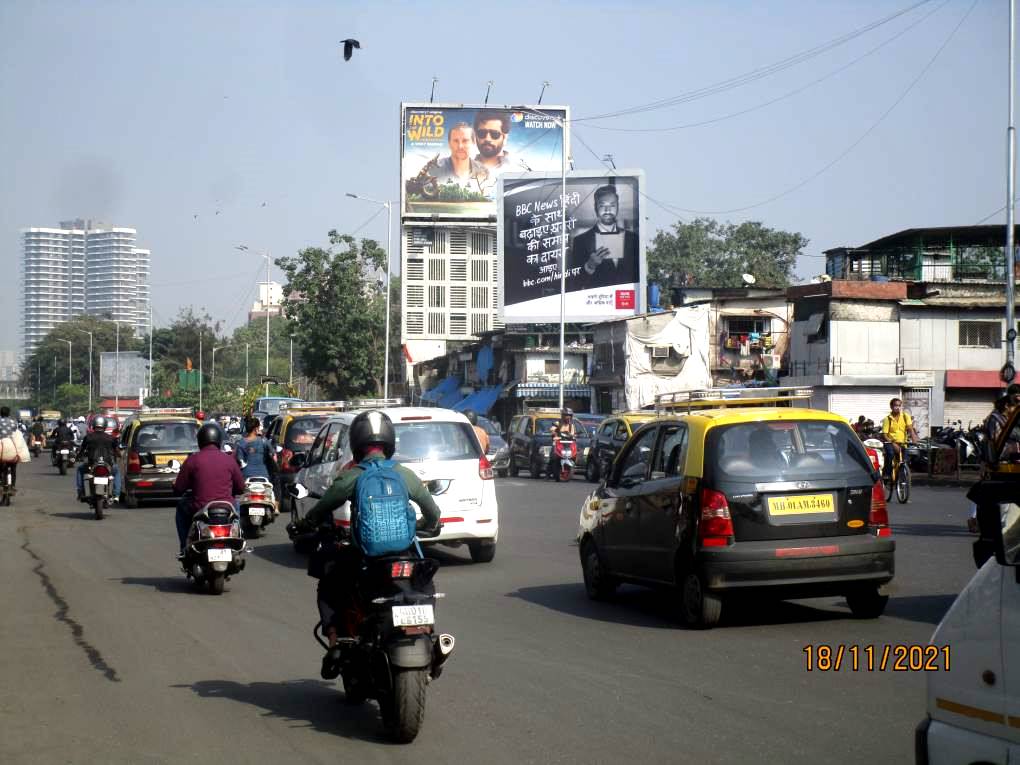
[831,245,1011,283]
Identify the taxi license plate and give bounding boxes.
[767,493,835,516]
[392,605,435,627]
[207,548,232,562]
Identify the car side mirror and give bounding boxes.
[967,480,1020,568]
[619,476,640,489]
[290,483,310,499]
[290,452,307,469]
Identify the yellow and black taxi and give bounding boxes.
[266,401,351,513]
[117,408,200,507]
[584,411,659,483]
[577,387,894,628]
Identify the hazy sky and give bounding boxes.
[0,0,1009,351]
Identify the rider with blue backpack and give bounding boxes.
[289,409,442,679]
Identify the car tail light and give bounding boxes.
[479,454,494,480]
[698,488,734,547]
[869,480,892,537]
[209,524,232,539]
[280,447,298,473]
[865,447,880,471]
[93,464,111,478]
[390,561,414,578]
[127,451,141,474]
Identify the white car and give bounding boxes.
[292,407,499,563]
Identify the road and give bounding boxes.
[0,459,978,764]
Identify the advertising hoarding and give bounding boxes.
[99,351,149,397]
[401,103,567,219]
[499,171,645,323]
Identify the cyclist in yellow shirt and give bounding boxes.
[881,397,918,478]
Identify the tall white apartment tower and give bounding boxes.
[20,219,152,355]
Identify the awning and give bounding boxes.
[453,385,504,416]
[513,383,592,399]
[438,387,466,409]
[421,376,460,403]
[945,370,1003,389]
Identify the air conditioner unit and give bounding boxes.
[651,346,670,359]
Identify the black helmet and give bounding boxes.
[58,419,66,426]
[349,410,395,461]
[91,415,108,432]
[463,409,478,426]
[197,422,223,449]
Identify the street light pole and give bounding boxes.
[245,343,250,388]
[75,329,93,412]
[212,345,230,383]
[199,332,203,413]
[237,245,272,396]
[1007,0,1017,372]
[59,340,72,387]
[346,192,393,398]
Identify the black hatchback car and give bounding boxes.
[577,405,895,628]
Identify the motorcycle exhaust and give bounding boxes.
[431,633,455,679]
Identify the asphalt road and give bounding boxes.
[0,460,979,764]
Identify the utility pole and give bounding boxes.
[289,337,293,385]
[75,329,93,412]
[148,303,153,404]
[245,343,250,388]
[199,332,203,413]
[1007,0,1017,376]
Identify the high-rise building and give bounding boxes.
[20,219,151,355]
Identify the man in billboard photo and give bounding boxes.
[568,184,639,290]
[431,122,489,191]
[473,110,512,175]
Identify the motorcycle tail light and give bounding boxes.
[390,561,414,578]
[250,493,265,501]
[209,524,232,539]
[93,464,111,478]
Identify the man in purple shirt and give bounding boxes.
[173,422,245,556]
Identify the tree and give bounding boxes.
[276,231,388,398]
[647,217,808,290]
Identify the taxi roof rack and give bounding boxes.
[654,386,814,414]
[277,400,353,413]
[137,407,196,416]
[351,397,405,409]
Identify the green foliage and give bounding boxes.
[647,217,808,290]
[276,231,389,398]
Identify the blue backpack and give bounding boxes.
[352,459,416,557]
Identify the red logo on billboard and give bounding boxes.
[615,290,636,310]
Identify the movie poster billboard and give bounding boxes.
[401,103,567,219]
[498,171,645,323]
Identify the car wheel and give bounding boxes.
[581,540,617,600]
[846,586,888,619]
[585,458,599,483]
[680,570,722,628]
[468,540,496,563]
[509,454,519,477]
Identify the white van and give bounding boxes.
[291,407,499,563]
[916,481,1020,764]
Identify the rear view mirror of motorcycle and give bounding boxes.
[290,483,309,499]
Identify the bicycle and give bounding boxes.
[0,462,14,506]
[883,442,911,504]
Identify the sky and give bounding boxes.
[0,0,1010,352]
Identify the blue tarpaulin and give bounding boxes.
[421,376,460,403]
[453,385,503,415]
[438,386,466,409]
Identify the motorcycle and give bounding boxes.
[52,440,75,475]
[0,461,15,506]
[83,457,114,520]
[239,476,277,538]
[550,434,577,482]
[293,484,454,743]
[28,433,43,458]
[182,499,247,595]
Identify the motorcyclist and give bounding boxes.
[30,416,46,449]
[463,409,489,454]
[547,407,578,478]
[172,422,245,558]
[51,419,75,464]
[287,410,442,680]
[75,415,122,503]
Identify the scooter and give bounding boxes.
[550,434,577,482]
[294,484,453,744]
[82,457,113,520]
[182,500,247,595]
[28,433,43,458]
[239,476,277,538]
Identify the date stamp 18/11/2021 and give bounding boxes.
[803,644,950,672]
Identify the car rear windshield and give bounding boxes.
[705,420,875,484]
[393,421,482,462]
[135,421,199,452]
[284,416,329,451]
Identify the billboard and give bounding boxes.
[99,351,149,397]
[499,171,645,322]
[401,103,567,219]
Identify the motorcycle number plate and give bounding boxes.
[93,477,109,485]
[248,507,265,518]
[207,548,232,562]
[60,450,69,455]
[391,605,435,627]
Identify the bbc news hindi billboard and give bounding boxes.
[401,103,567,219]
[499,171,645,322]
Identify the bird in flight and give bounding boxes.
[341,39,361,61]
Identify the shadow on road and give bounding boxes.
[251,542,308,570]
[49,511,100,521]
[116,576,195,594]
[884,593,959,625]
[891,523,973,538]
[172,679,389,743]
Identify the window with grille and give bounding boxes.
[428,285,446,308]
[450,286,467,308]
[471,286,488,309]
[450,314,467,335]
[405,312,424,335]
[471,260,488,282]
[492,312,505,329]
[450,230,468,255]
[471,313,488,335]
[428,313,445,334]
[432,230,447,251]
[428,259,445,281]
[726,317,768,334]
[406,285,424,308]
[406,259,424,281]
[450,259,467,281]
[470,232,491,255]
[959,321,1001,348]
